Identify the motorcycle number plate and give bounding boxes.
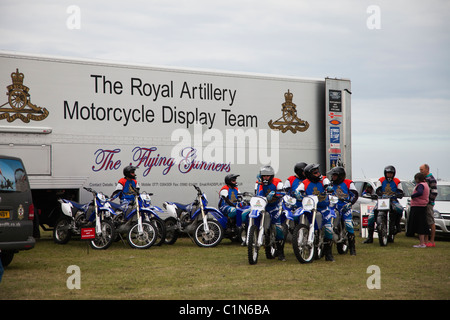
[377,199,390,209]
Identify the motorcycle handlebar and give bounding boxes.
[193,184,203,195]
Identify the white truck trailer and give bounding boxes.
[0,52,351,229]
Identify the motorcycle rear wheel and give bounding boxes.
[53,217,72,244]
[151,217,166,246]
[193,220,224,247]
[128,221,157,249]
[163,217,179,245]
[247,224,260,265]
[292,224,314,263]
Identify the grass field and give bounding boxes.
[1,229,449,300]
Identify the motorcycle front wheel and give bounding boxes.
[292,224,314,263]
[128,221,157,249]
[89,220,116,250]
[247,224,260,265]
[377,215,388,246]
[265,224,277,259]
[193,220,224,247]
[53,217,72,244]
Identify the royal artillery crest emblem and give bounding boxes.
[268,90,309,133]
[0,69,49,123]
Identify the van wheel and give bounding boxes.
[0,250,15,267]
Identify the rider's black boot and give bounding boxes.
[324,241,335,262]
[276,241,286,261]
[348,233,356,255]
[363,228,374,244]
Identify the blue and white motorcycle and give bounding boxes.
[223,192,252,244]
[163,184,226,247]
[54,187,116,250]
[109,186,162,249]
[290,194,336,263]
[280,193,300,240]
[246,195,283,265]
[329,194,351,254]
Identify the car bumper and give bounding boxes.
[435,217,450,235]
[0,236,36,251]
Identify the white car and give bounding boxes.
[406,181,450,237]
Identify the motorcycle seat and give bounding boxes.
[172,202,193,212]
[109,202,122,210]
[65,200,85,211]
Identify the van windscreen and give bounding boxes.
[0,158,29,192]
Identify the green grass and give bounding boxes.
[2,229,449,300]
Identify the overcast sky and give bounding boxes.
[1,0,449,180]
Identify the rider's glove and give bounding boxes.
[342,202,352,213]
[267,191,275,201]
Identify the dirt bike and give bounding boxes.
[222,192,252,244]
[109,188,166,247]
[246,195,284,265]
[54,187,116,250]
[374,194,398,246]
[282,193,301,241]
[291,194,331,263]
[163,184,226,247]
[109,186,159,249]
[329,194,350,254]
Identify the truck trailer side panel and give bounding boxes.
[0,52,351,225]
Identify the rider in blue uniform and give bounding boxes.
[329,166,359,255]
[363,165,404,244]
[295,163,335,261]
[256,165,286,261]
[111,165,139,216]
[284,162,307,195]
[218,174,240,223]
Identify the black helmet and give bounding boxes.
[304,163,321,183]
[384,165,396,181]
[329,166,346,185]
[294,162,307,179]
[260,165,274,185]
[225,174,239,187]
[123,165,137,179]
